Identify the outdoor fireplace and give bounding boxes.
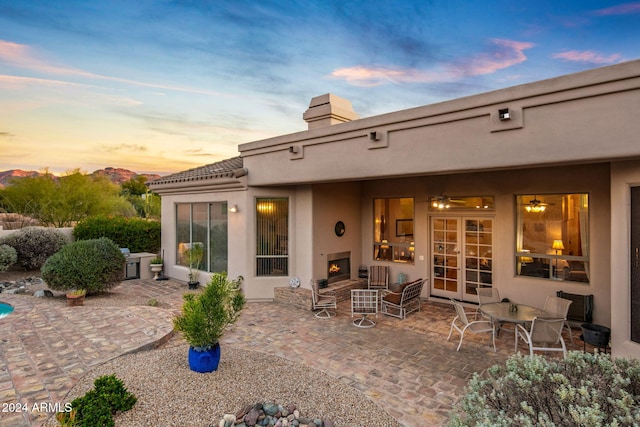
[327,251,351,284]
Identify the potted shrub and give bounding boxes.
[66,289,86,306]
[173,273,245,373]
[185,243,204,289]
[149,255,163,280]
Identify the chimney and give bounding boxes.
[303,93,359,130]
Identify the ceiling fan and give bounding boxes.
[524,196,550,213]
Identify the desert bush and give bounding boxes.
[449,351,640,426]
[0,244,17,272]
[41,238,125,294]
[2,227,69,270]
[56,374,136,427]
[74,215,160,253]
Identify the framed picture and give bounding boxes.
[396,219,413,237]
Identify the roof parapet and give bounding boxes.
[302,93,359,130]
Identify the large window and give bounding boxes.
[256,198,289,276]
[176,202,228,273]
[516,194,589,282]
[373,197,415,263]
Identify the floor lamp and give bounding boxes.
[552,239,564,278]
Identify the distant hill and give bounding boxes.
[91,167,161,186]
[0,168,162,188]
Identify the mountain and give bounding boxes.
[91,167,161,185]
[0,170,45,189]
[0,168,162,188]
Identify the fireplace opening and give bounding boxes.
[327,251,351,284]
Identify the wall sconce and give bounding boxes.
[498,108,510,121]
[369,131,380,141]
[228,204,238,213]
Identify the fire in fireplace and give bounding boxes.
[327,251,351,284]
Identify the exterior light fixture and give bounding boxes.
[228,204,238,213]
[498,108,510,121]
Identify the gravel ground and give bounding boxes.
[43,341,401,427]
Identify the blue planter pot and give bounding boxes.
[188,344,221,373]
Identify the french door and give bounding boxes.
[430,216,494,302]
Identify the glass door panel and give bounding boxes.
[431,218,460,298]
[432,216,494,302]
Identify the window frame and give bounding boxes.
[515,193,589,283]
[256,197,289,277]
[373,197,415,264]
[175,202,228,273]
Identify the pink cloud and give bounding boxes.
[593,2,640,16]
[329,38,534,87]
[552,50,622,64]
[0,39,231,97]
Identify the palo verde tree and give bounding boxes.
[120,175,161,220]
[0,169,136,227]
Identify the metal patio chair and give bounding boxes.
[351,289,378,328]
[368,265,389,291]
[516,317,567,358]
[542,296,574,343]
[311,279,337,318]
[447,299,496,352]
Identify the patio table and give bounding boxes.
[479,302,548,353]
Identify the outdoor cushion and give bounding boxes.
[383,280,417,305]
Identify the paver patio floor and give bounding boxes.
[0,279,588,426]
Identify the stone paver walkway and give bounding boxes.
[0,279,588,427]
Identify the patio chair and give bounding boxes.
[368,265,389,290]
[542,296,574,343]
[351,289,378,328]
[475,286,501,319]
[311,279,337,318]
[447,299,496,352]
[516,317,567,358]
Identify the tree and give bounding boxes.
[120,176,161,219]
[0,169,136,227]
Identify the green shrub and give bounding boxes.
[41,238,125,294]
[174,273,246,348]
[449,352,640,426]
[73,215,160,253]
[57,374,136,427]
[2,227,69,270]
[0,244,17,272]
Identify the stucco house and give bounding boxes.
[149,59,640,358]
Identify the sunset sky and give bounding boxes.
[1,1,639,176]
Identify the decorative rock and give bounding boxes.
[245,407,260,426]
[221,403,332,427]
[33,289,54,298]
[263,403,279,416]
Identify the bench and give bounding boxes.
[381,278,426,319]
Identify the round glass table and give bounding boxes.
[479,302,548,353]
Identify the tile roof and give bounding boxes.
[149,156,243,186]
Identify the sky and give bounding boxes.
[1,1,639,176]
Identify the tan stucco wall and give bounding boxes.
[240,61,640,187]
[611,160,640,358]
